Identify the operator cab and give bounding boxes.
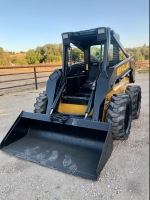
[61,28,107,105]
[60,27,128,107]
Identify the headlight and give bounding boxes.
[63,33,69,39]
[98,28,105,34]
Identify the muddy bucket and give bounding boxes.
[0,112,113,180]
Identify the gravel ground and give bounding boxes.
[0,72,149,200]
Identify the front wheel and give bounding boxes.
[107,93,132,140]
[34,91,48,114]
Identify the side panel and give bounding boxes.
[92,71,109,121]
[46,69,62,114]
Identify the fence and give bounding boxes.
[0,65,61,94]
[135,60,149,69]
[0,60,149,95]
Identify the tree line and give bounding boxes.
[0,44,149,66]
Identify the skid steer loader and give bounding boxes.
[0,27,141,180]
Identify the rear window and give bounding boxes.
[90,44,104,62]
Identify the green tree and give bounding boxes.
[125,45,149,61]
[26,50,42,64]
[72,48,84,62]
[134,52,145,61]
[140,44,149,60]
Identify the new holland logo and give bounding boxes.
[117,63,129,76]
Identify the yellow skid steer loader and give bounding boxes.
[0,27,141,180]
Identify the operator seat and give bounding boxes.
[82,65,101,91]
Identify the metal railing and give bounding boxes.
[135,60,149,69]
[0,64,61,91]
[0,60,149,94]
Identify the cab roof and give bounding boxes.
[62,27,116,49]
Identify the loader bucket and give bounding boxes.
[0,112,113,180]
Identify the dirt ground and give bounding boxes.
[0,72,149,200]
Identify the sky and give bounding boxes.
[0,0,149,52]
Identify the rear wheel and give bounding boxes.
[34,91,48,114]
[126,85,141,119]
[107,93,132,140]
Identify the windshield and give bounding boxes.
[66,43,105,67]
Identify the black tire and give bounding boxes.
[34,91,48,114]
[107,93,132,140]
[126,85,141,119]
